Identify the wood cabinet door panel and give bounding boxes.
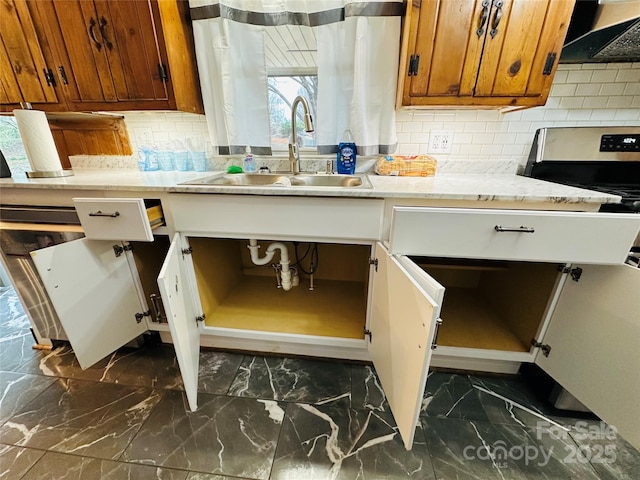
[409,0,485,97]
[525,0,575,98]
[96,0,169,102]
[0,0,57,104]
[476,0,546,96]
[50,0,117,102]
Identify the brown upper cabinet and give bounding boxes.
[0,0,62,107]
[1,0,203,114]
[397,0,576,108]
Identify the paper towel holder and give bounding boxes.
[16,104,74,178]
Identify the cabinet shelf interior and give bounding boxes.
[190,237,370,339]
[414,259,559,353]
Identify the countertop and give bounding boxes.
[0,169,622,205]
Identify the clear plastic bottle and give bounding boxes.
[243,146,256,173]
[337,129,356,174]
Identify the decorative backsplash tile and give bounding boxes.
[115,63,640,171]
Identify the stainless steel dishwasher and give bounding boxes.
[0,205,84,345]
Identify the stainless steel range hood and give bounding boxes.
[561,0,640,63]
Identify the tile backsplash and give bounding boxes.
[122,63,639,170]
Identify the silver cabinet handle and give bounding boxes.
[431,318,443,350]
[150,294,166,323]
[494,225,535,233]
[88,210,120,217]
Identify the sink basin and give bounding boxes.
[182,173,372,188]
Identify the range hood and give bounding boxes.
[561,0,640,63]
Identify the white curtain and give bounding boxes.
[189,0,401,156]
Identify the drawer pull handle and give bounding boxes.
[89,210,120,218]
[494,225,535,233]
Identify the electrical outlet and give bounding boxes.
[428,130,453,154]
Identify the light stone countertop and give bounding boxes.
[0,168,622,205]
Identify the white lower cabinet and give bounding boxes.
[31,200,640,451]
[158,234,445,450]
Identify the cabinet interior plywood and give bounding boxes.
[204,275,367,339]
[436,288,529,352]
[131,235,171,302]
[191,238,369,339]
[420,260,557,352]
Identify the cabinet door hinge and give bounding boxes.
[557,265,583,282]
[531,339,551,357]
[113,243,133,257]
[182,246,193,255]
[43,68,57,87]
[364,328,372,342]
[158,63,169,82]
[135,310,151,323]
[408,54,420,76]
[542,52,557,76]
[431,318,443,350]
[369,258,378,272]
[196,313,206,324]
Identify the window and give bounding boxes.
[0,117,28,175]
[268,75,317,152]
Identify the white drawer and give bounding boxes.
[389,207,640,264]
[169,194,383,240]
[74,198,164,242]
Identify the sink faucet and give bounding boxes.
[288,96,314,174]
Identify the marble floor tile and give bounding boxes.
[122,390,284,479]
[0,286,30,333]
[187,474,251,480]
[20,451,189,480]
[568,423,640,480]
[0,329,41,373]
[0,378,162,460]
[422,416,602,480]
[350,363,388,412]
[469,374,559,428]
[271,403,435,480]
[0,370,55,425]
[421,371,490,422]
[228,356,352,407]
[0,444,45,479]
[197,349,244,395]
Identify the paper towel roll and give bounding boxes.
[13,109,63,173]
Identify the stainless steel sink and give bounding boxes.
[182,173,372,188]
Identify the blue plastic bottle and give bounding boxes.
[337,129,356,174]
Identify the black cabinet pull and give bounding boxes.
[490,0,503,38]
[477,0,490,37]
[543,52,557,75]
[58,66,68,85]
[494,225,535,233]
[88,210,120,217]
[43,68,56,87]
[88,17,102,51]
[99,16,113,51]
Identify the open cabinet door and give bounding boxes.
[158,233,200,411]
[30,238,148,369]
[536,264,640,450]
[369,242,445,450]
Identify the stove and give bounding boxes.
[523,126,640,214]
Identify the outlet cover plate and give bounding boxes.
[428,130,453,154]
